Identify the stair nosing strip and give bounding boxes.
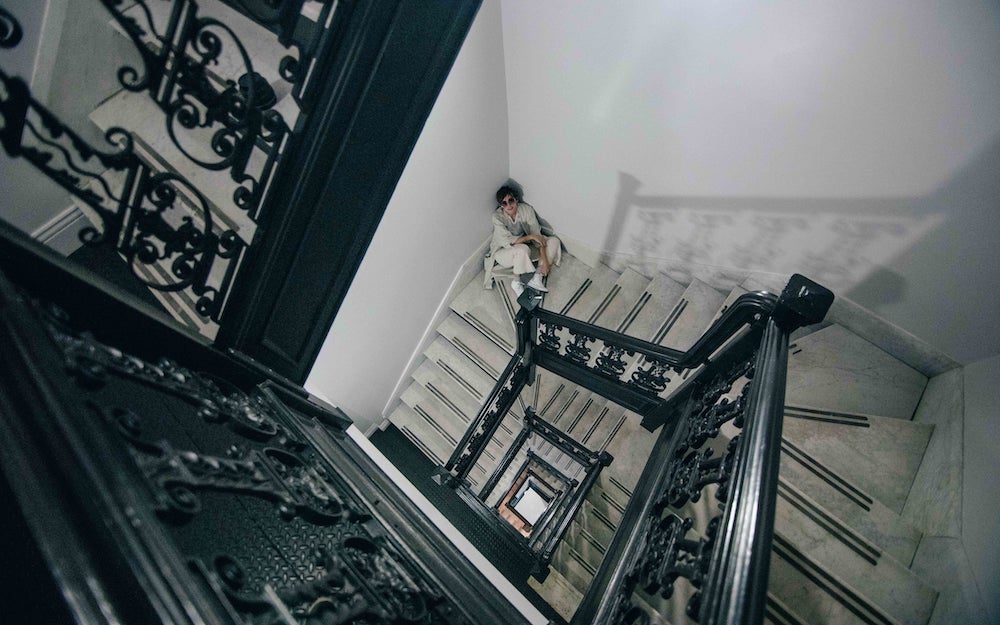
[425,382,471,424]
[434,358,483,400]
[559,278,592,315]
[616,291,650,334]
[652,298,687,345]
[587,284,620,325]
[771,534,900,625]
[411,404,458,447]
[777,480,881,565]
[461,311,514,354]
[449,336,500,379]
[781,439,874,510]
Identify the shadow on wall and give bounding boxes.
[598,136,1000,305]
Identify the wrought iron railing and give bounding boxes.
[0,1,342,336]
[439,272,832,623]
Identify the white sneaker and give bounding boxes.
[526,274,548,292]
[511,280,525,296]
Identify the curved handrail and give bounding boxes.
[528,289,779,370]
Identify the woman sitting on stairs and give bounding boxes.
[488,184,562,297]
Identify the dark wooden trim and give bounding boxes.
[218,0,483,383]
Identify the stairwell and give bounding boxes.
[384,247,971,625]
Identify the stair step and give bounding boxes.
[782,406,933,514]
[616,273,687,340]
[527,565,584,623]
[399,383,469,445]
[422,337,496,402]
[437,312,514,380]
[541,254,600,314]
[653,277,727,351]
[451,270,517,353]
[411,360,484,426]
[773,480,938,625]
[769,531,933,625]
[786,324,927,421]
[779,442,923,566]
[112,0,299,94]
[558,264,622,321]
[90,89,258,240]
[588,267,651,330]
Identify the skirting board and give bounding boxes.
[31,204,86,256]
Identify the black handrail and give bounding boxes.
[569,274,833,625]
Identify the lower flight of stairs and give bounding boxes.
[385,249,968,625]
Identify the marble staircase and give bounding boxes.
[385,248,964,625]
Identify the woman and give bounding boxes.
[488,185,561,296]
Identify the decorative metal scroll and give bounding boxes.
[536,316,679,395]
[40,301,476,625]
[0,0,347,329]
[605,352,757,624]
[99,0,292,218]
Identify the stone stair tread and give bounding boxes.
[399,383,468,444]
[618,273,687,340]
[778,448,923,566]
[653,277,727,351]
[411,359,483,425]
[586,267,652,331]
[769,529,934,625]
[782,406,933,514]
[112,0,298,94]
[558,263,622,321]
[786,324,927,420]
[774,480,937,625]
[451,270,517,352]
[527,565,584,623]
[423,337,495,403]
[541,254,599,314]
[437,312,513,380]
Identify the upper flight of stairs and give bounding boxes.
[74,0,312,338]
[386,248,967,625]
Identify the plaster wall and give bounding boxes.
[500,0,1000,363]
[963,354,1000,624]
[305,0,509,433]
[0,0,69,233]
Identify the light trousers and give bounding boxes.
[492,237,562,276]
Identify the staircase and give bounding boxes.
[385,247,967,625]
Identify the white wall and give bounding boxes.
[963,354,1000,624]
[0,0,71,234]
[305,0,509,433]
[500,0,1000,364]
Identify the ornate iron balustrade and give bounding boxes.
[0,243,532,625]
[439,272,832,623]
[0,1,343,334]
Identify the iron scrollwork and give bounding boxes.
[0,5,22,48]
[628,356,672,394]
[100,0,291,217]
[37,298,474,624]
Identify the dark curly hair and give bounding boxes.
[495,184,522,204]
